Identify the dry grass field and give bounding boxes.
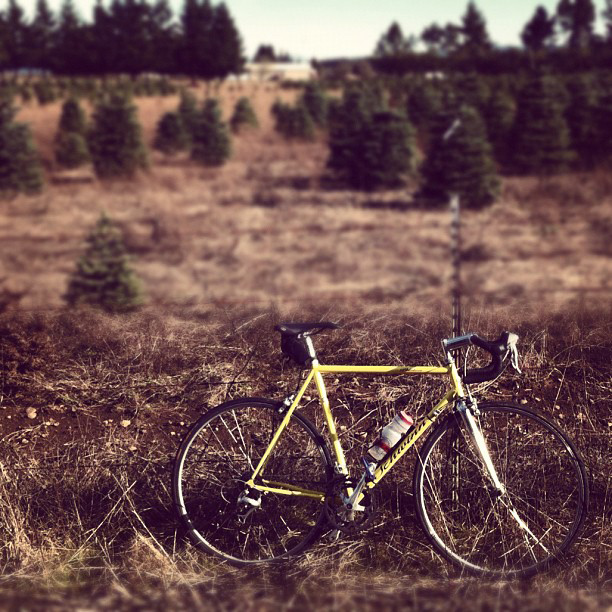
[0,85,610,609]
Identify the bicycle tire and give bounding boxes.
[172,397,333,565]
[413,402,589,578]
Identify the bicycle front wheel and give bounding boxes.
[172,398,333,565]
[413,402,588,578]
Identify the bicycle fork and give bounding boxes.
[457,399,550,557]
[457,399,505,495]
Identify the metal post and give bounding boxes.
[450,193,462,340]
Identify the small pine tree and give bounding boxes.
[59,97,87,134]
[594,79,612,163]
[327,85,416,190]
[419,105,500,209]
[88,93,148,178]
[272,101,315,141]
[230,97,258,133]
[300,82,328,127]
[33,77,57,105]
[191,99,232,166]
[482,87,516,168]
[565,73,599,169]
[0,93,44,197]
[55,131,90,168]
[65,213,143,313]
[178,88,199,144]
[154,112,189,155]
[54,97,90,169]
[511,72,574,175]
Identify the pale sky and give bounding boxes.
[11,0,609,60]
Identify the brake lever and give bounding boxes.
[506,333,522,374]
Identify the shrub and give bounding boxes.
[0,93,44,197]
[65,213,143,313]
[230,97,258,133]
[88,93,148,178]
[191,99,232,166]
[153,111,189,155]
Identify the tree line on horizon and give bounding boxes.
[0,0,244,79]
[338,0,612,75]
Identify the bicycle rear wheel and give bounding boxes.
[413,402,588,578]
[172,398,333,565]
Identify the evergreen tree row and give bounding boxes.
[0,0,244,79]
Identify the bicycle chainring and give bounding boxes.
[324,476,377,535]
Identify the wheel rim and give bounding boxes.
[416,404,587,577]
[174,401,331,563]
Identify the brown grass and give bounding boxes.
[1,86,611,609]
[0,305,610,609]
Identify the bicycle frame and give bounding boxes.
[245,358,467,499]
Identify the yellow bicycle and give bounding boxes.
[172,322,588,577]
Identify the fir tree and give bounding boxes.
[230,97,258,133]
[208,2,245,79]
[556,0,596,51]
[59,97,87,134]
[565,73,599,168]
[419,105,500,209]
[272,101,315,141]
[191,98,231,166]
[0,93,44,197]
[154,111,189,154]
[594,79,612,162]
[327,85,416,190]
[511,72,574,174]
[482,87,516,168]
[374,22,412,57]
[29,0,56,71]
[300,82,328,128]
[459,2,492,57]
[178,88,199,143]
[54,97,90,168]
[65,213,143,313]
[88,93,148,178]
[521,6,557,52]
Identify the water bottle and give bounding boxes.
[363,411,414,477]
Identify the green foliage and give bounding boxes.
[58,97,87,134]
[55,131,90,168]
[272,101,315,141]
[178,88,199,144]
[565,73,599,168]
[327,84,416,190]
[419,105,500,209]
[0,93,44,197]
[481,87,516,167]
[154,111,189,154]
[65,214,143,313]
[230,97,258,133]
[511,72,574,174]
[191,98,231,166]
[300,82,328,127]
[33,78,58,105]
[88,93,148,178]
